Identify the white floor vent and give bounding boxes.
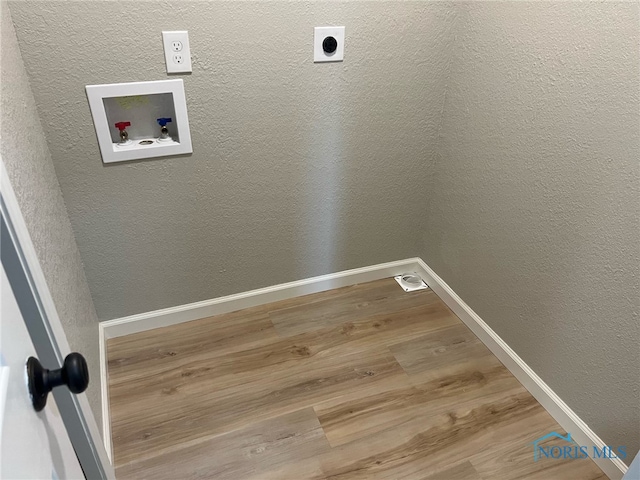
[394,273,428,292]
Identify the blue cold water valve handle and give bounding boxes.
[157,117,172,126]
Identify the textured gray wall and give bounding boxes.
[1,4,102,426]
[423,2,640,458]
[9,1,455,320]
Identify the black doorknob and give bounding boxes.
[27,353,89,412]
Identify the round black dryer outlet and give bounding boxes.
[323,36,338,55]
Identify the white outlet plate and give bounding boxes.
[314,26,345,63]
[162,31,192,73]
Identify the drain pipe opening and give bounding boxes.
[394,273,428,292]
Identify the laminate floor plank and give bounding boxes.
[388,323,497,380]
[108,309,279,385]
[315,354,524,448]
[315,390,544,479]
[268,281,439,337]
[420,461,483,480]
[108,278,607,479]
[116,408,330,480]
[111,345,405,465]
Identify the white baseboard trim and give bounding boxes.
[99,257,627,480]
[100,258,421,339]
[98,258,421,456]
[414,258,628,480]
[98,324,112,463]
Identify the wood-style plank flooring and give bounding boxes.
[107,279,606,479]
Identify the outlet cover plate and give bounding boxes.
[162,31,192,73]
[314,26,345,62]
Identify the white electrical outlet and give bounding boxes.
[162,31,192,73]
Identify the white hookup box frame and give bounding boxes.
[86,79,192,164]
